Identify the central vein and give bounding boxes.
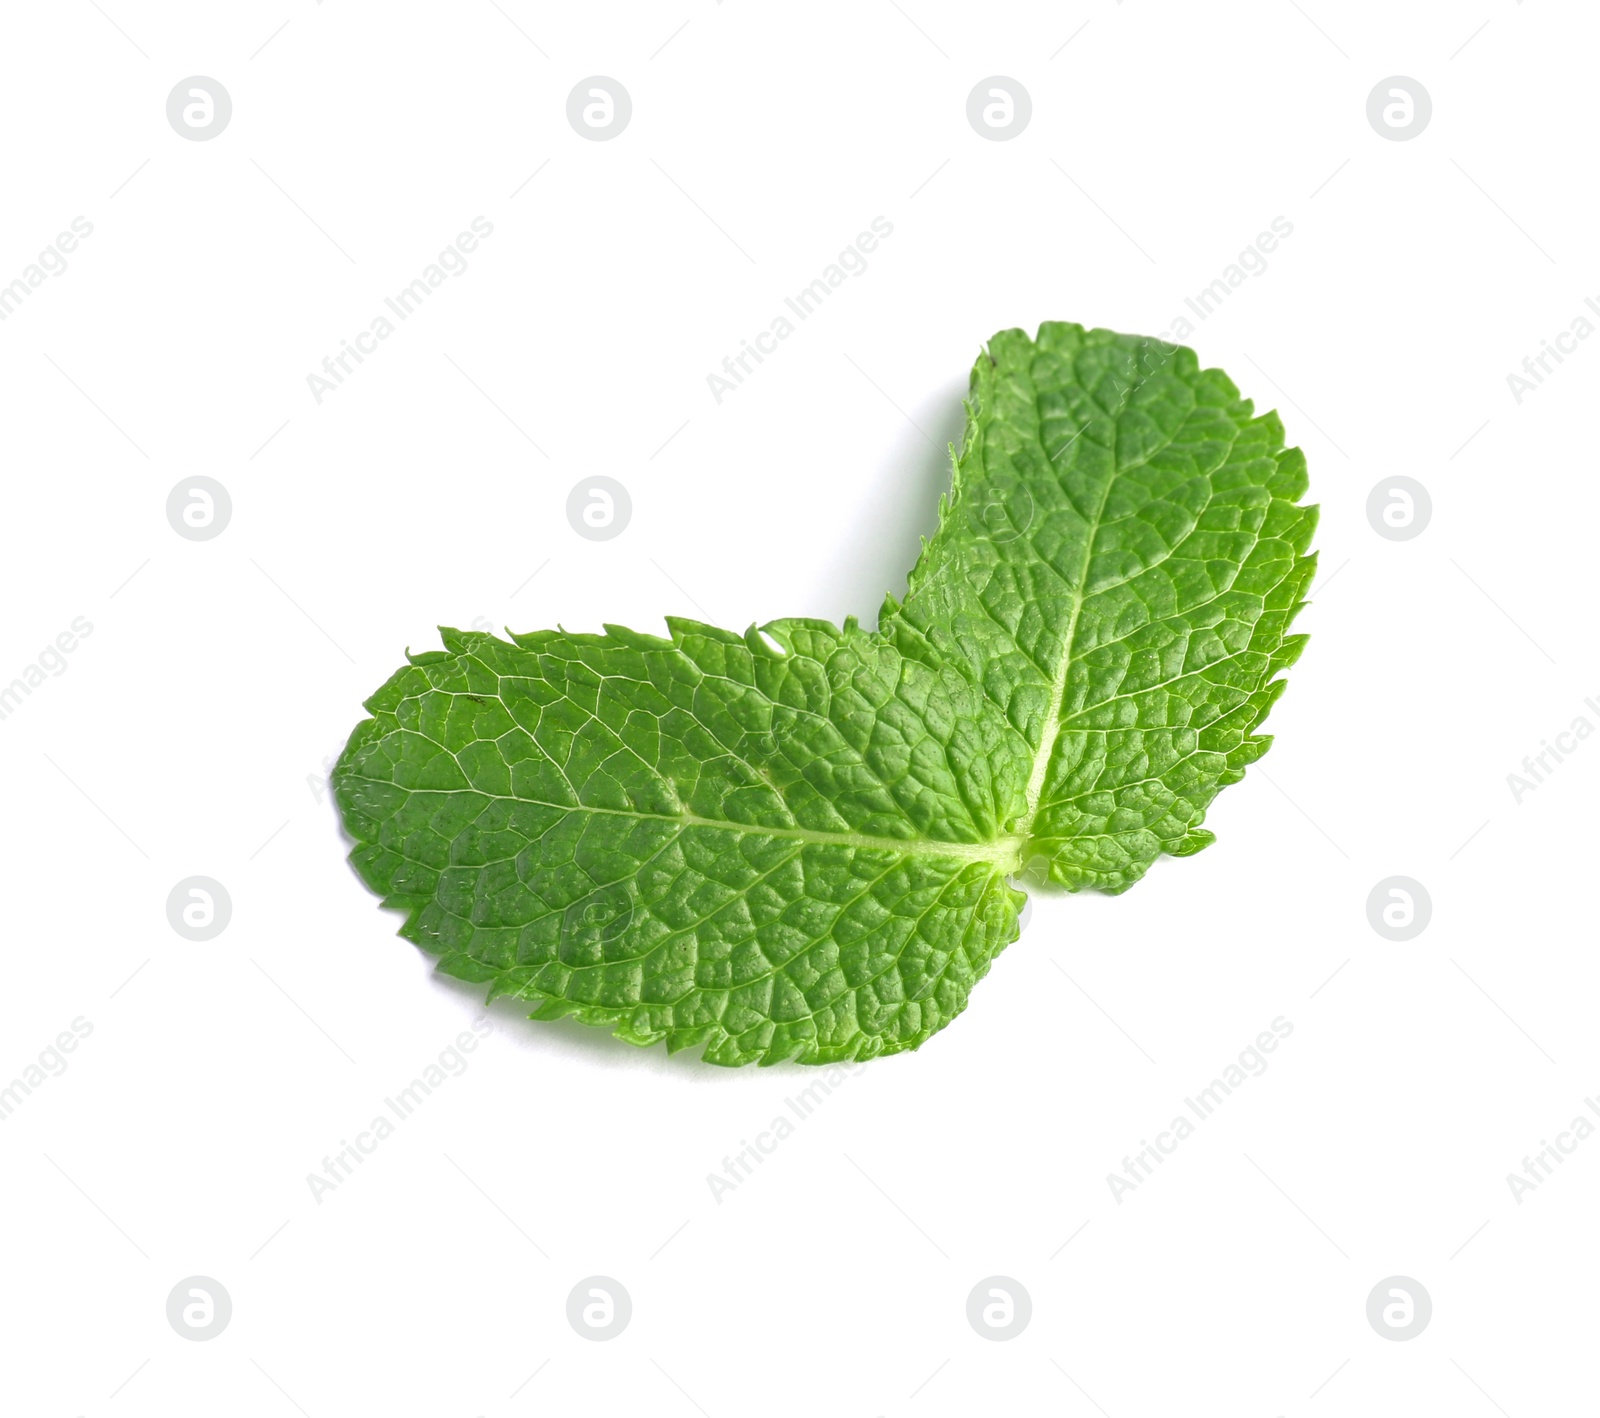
[1017,456,1115,838]
[388,779,1026,870]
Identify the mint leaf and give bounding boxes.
[334,323,1316,1065]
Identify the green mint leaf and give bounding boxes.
[334,322,1316,1065]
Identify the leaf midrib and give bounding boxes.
[345,770,1024,868]
[1017,461,1117,832]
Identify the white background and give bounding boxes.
[1,1,1595,1414]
